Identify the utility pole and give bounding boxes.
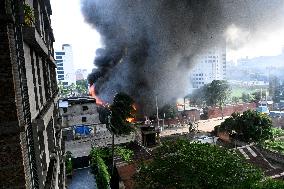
[261,88,263,101]
[156,96,159,128]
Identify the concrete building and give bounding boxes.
[59,97,101,129]
[55,44,76,86]
[75,69,88,81]
[0,1,64,188]
[190,44,226,88]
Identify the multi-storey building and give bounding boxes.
[0,1,64,188]
[55,44,76,86]
[190,44,227,88]
[75,69,88,81]
[59,97,101,129]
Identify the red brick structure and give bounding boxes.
[207,103,257,119]
[0,1,64,188]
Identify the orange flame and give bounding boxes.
[126,117,135,123]
[89,84,103,105]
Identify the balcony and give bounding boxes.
[22,26,56,66]
[22,26,48,55]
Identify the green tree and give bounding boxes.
[76,79,88,95]
[252,90,266,102]
[242,92,253,103]
[159,103,178,119]
[65,151,73,176]
[255,179,284,189]
[218,110,273,143]
[232,96,240,104]
[110,92,136,135]
[90,148,111,189]
[134,139,263,189]
[69,83,76,95]
[204,80,231,119]
[97,92,136,181]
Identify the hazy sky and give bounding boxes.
[50,0,284,71]
[50,0,102,73]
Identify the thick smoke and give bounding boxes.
[81,0,284,114]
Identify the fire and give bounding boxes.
[126,104,137,123]
[126,117,135,123]
[89,84,103,105]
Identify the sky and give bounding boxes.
[50,0,284,71]
[50,0,102,73]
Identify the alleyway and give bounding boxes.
[68,167,97,189]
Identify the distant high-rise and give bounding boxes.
[75,69,88,81]
[190,44,226,88]
[0,1,64,188]
[55,44,76,86]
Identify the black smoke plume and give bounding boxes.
[81,0,284,114]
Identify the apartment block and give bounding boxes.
[190,44,226,88]
[0,1,64,188]
[55,44,76,86]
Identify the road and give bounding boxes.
[160,117,227,137]
[68,167,97,189]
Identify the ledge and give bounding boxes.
[22,26,48,56]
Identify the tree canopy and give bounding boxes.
[98,93,136,135]
[134,139,263,189]
[159,103,178,119]
[204,80,231,107]
[110,92,135,135]
[217,110,273,143]
[186,80,231,107]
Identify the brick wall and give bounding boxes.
[207,103,257,119]
[0,17,33,188]
[0,134,27,188]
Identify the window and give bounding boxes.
[82,117,87,122]
[58,75,64,78]
[58,78,64,81]
[57,71,64,74]
[56,56,62,59]
[63,82,68,86]
[56,60,63,63]
[57,67,64,70]
[57,63,63,66]
[82,106,88,111]
[55,52,65,55]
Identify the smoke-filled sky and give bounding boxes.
[51,0,284,114]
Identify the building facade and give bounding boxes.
[59,97,101,129]
[190,44,226,88]
[55,44,76,86]
[75,69,88,81]
[0,1,64,188]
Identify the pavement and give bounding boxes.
[68,167,97,189]
[160,117,227,137]
[65,117,226,157]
